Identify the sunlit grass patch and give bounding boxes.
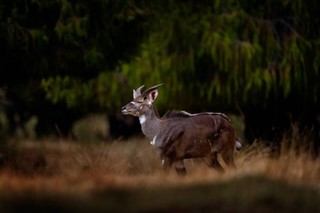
[0,135,319,212]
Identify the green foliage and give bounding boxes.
[113,0,319,110]
[41,76,94,109]
[41,72,129,111]
[1,0,320,133]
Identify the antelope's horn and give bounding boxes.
[135,85,145,95]
[141,83,164,97]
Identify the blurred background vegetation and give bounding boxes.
[0,0,319,154]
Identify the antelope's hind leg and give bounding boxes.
[220,130,236,169]
[174,160,187,176]
[221,148,236,169]
[208,152,225,173]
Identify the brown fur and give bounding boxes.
[122,85,238,175]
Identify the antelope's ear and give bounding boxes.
[147,89,158,103]
[133,89,138,99]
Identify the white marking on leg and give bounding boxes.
[139,115,146,124]
[150,135,157,145]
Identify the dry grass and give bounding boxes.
[0,136,319,212]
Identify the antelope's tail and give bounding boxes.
[235,138,242,151]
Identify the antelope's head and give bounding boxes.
[121,84,163,117]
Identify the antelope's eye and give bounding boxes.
[133,100,141,105]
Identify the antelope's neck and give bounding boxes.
[139,106,162,140]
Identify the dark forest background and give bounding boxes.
[0,0,319,155]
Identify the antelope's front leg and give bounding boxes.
[174,160,187,176]
[161,156,173,173]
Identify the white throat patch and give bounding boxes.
[139,115,146,124]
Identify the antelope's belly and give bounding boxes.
[176,138,215,159]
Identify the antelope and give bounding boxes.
[121,84,241,175]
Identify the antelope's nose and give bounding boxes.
[121,106,126,112]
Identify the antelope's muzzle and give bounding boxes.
[121,105,128,114]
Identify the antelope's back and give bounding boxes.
[164,111,234,136]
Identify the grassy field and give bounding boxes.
[0,137,319,212]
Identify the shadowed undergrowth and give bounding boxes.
[0,137,319,212]
[1,175,319,213]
